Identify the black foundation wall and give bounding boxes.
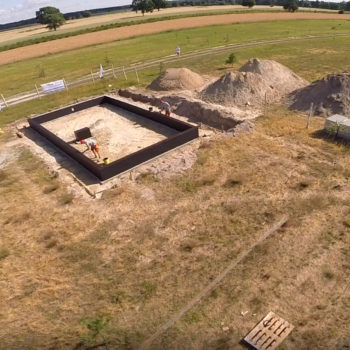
[28,95,198,181]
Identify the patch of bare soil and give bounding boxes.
[148,68,206,91]
[239,58,308,96]
[288,72,350,117]
[0,12,347,65]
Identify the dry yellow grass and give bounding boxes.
[1,106,350,349]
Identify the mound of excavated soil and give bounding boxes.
[288,72,350,117]
[239,58,308,96]
[148,68,205,91]
[200,71,279,107]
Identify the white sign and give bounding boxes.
[41,80,66,94]
[244,312,294,350]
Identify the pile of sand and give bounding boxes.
[200,59,307,108]
[239,58,308,96]
[148,68,205,91]
[200,71,279,107]
[288,72,350,117]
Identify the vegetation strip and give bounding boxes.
[0,8,337,53]
[139,215,289,349]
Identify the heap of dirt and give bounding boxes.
[148,68,205,91]
[200,71,279,108]
[118,89,258,130]
[288,72,350,117]
[239,58,308,96]
[200,59,307,108]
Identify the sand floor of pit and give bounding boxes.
[42,104,178,163]
[0,12,348,66]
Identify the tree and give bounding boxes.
[132,0,140,12]
[36,7,65,31]
[152,0,168,11]
[132,0,155,14]
[242,0,256,7]
[283,0,298,11]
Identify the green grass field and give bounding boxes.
[0,6,340,51]
[1,25,349,128]
[0,8,286,50]
[1,19,350,99]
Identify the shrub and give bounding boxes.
[0,248,9,260]
[226,52,237,65]
[59,192,74,204]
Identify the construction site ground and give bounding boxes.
[1,103,350,349]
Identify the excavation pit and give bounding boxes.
[28,95,198,181]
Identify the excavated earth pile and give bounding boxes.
[148,68,206,91]
[200,71,279,108]
[120,59,308,133]
[239,58,308,96]
[288,72,350,117]
[200,59,307,108]
[118,89,257,131]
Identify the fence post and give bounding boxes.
[112,64,117,78]
[1,94,8,107]
[90,70,95,83]
[307,102,314,129]
[135,69,140,84]
[123,66,127,81]
[35,84,41,98]
[264,92,268,116]
[63,78,69,90]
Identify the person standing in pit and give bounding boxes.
[160,99,171,117]
[81,138,101,159]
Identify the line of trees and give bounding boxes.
[33,0,350,33]
[131,0,169,15]
[170,0,350,10]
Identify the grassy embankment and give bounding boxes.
[0,19,350,128]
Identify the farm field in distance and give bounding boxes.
[0,5,339,48]
[0,19,349,97]
[0,12,348,66]
[0,13,350,350]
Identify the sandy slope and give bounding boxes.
[0,12,347,66]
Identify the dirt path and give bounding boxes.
[1,12,348,66]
